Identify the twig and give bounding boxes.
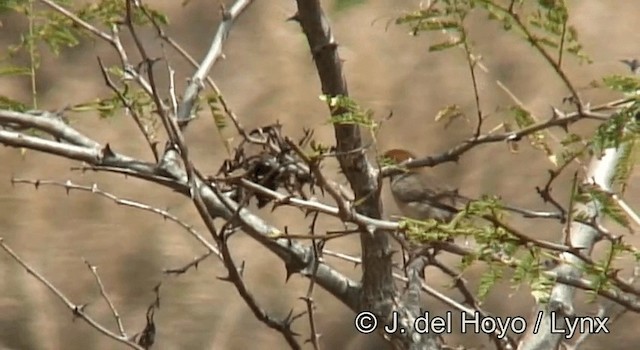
[301,212,322,350]
[84,259,127,337]
[164,0,255,129]
[163,251,214,275]
[10,178,222,260]
[0,238,144,350]
[215,205,302,349]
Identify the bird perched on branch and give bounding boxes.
[382,149,464,223]
[383,149,563,224]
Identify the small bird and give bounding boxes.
[383,149,463,223]
[383,149,563,224]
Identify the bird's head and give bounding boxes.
[382,148,417,165]
[381,149,417,181]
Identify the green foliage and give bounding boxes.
[602,75,640,94]
[554,146,585,169]
[481,1,515,31]
[585,90,640,196]
[395,2,467,51]
[611,140,638,194]
[0,65,31,76]
[581,241,623,303]
[511,249,539,284]
[511,105,536,129]
[434,104,465,127]
[396,1,590,62]
[528,2,568,45]
[0,0,169,113]
[76,0,169,27]
[473,225,519,259]
[530,275,554,304]
[68,95,123,119]
[574,184,631,230]
[0,0,635,323]
[0,0,28,12]
[398,196,513,244]
[591,103,640,157]
[322,95,378,130]
[555,133,588,168]
[0,96,28,112]
[527,0,589,63]
[508,105,554,161]
[6,2,81,57]
[477,264,503,300]
[560,133,582,146]
[205,93,226,131]
[397,191,637,303]
[378,154,407,170]
[399,218,455,243]
[309,140,332,159]
[36,13,81,55]
[67,86,157,142]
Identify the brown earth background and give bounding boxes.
[1,1,640,349]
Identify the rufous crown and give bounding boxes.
[382,149,416,164]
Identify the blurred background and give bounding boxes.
[1,0,639,349]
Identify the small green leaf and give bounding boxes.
[530,276,554,304]
[477,265,503,300]
[323,95,378,130]
[602,75,640,94]
[206,93,226,131]
[434,104,464,126]
[0,96,28,111]
[0,65,31,76]
[429,38,463,52]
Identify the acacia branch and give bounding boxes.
[173,0,255,128]
[519,142,633,350]
[382,108,607,174]
[0,108,360,311]
[293,2,439,349]
[10,178,222,260]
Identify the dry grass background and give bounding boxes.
[1,0,640,349]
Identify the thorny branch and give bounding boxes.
[10,178,222,260]
[84,259,128,338]
[1,1,640,350]
[0,239,145,350]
